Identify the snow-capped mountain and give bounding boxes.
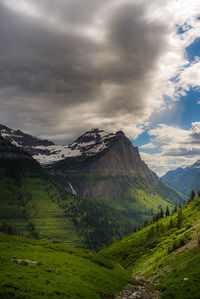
[0,125,120,164]
[0,124,54,147]
[34,129,120,164]
[0,124,186,223]
[162,159,200,195]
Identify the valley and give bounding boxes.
[0,125,199,298]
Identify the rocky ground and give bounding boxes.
[115,277,161,299]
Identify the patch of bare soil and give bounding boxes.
[176,239,198,253]
[10,258,38,264]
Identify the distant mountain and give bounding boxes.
[0,124,54,147]
[162,160,200,195]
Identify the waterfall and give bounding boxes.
[68,181,77,196]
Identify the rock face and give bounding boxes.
[51,129,156,179]
[0,124,54,160]
[48,129,185,220]
[0,134,31,159]
[162,160,200,195]
[0,124,54,147]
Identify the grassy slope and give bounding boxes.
[0,233,132,299]
[0,158,136,250]
[101,197,200,298]
[0,176,81,246]
[0,158,82,246]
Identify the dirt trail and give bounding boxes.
[115,278,161,299]
[183,222,200,233]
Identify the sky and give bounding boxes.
[0,0,200,175]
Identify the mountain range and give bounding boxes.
[0,125,186,226]
[1,124,200,298]
[162,160,200,195]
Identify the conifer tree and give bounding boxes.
[160,207,164,218]
[169,218,174,229]
[165,206,170,217]
[190,188,195,201]
[177,210,183,229]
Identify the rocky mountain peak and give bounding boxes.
[0,124,54,147]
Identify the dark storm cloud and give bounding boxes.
[0,0,168,142]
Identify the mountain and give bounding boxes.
[0,124,54,148]
[47,129,186,223]
[101,195,200,298]
[0,124,186,225]
[0,133,135,249]
[162,160,200,195]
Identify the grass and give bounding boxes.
[101,197,200,298]
[0,233,132,298]
[0,175,81,246]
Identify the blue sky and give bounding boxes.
[133,34,200,175]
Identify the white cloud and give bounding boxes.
[140,122,200,175]
[140,142,156,149]
[141,151,198,176]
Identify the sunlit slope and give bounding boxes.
[101,197,200,298]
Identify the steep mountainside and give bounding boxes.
[101,196,200,298]
[48,129,186,223]
[162,160,200,195]
[0,124,186,225]
[0,134,135,249]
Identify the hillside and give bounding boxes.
[2,196,200,298]
[101,196,200,298]
[0,135,135,250]
[162,160,200,195]
[0,233,132,298]
[0,135,81,246]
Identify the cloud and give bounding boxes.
[140,122,200,175]
[140,151,198,176]
[0,0,200,143]
[140,143,156,149]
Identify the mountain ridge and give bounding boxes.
[162,160,200,195]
